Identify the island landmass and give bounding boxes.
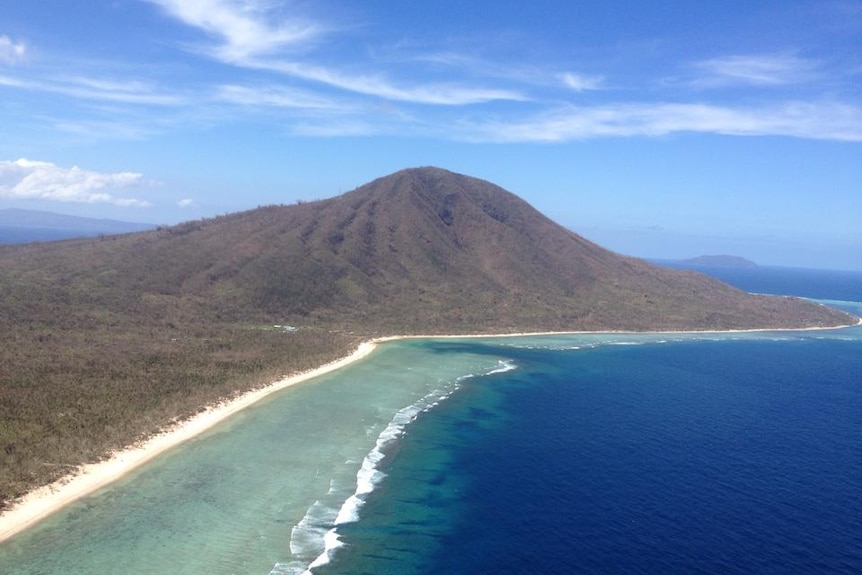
[678,255,759,268]
[0,167,857,538]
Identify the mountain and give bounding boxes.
[0,167,855,508]
[0,208,155,244]
[0,167,852,333]
[678,255,759,268]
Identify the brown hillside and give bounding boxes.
[256,166,851,331]
[1,166,853,333]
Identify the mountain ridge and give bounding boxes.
[155,166,854,330]
[2,166,850,332]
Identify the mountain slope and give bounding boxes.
[232,166,847,330]
[1,167,853,333]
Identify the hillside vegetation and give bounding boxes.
[0,166,855,509]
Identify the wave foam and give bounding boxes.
[487,359,517,374]
[290,501,339,557]
[291,360,516,574]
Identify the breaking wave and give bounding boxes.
[272,359,516,575]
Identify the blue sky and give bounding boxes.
[1,1,860,269]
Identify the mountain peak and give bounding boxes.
[0,168,854,333]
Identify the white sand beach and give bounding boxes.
[0,341,378,543]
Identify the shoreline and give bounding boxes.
[374,315,862,341]
[0,341,378,544]
[1,318,859,543]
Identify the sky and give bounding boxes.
[1,1,860,270]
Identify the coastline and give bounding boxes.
[0,341,378,544]
[373,315,862,342]
[1,316,859,544]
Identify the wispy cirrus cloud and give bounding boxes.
[690,53,820,87]
[0,73,185,105]
[402,50,601,94]
[142,0,322,62]
[0,35,26,64]
[0,158,150,206]
[251,59,526,105]
[144,0,526,106]
[460,101,862,142]
[558,72,604,92]
[46,117,157,141]
[215,84,350,110]
[4,4,858,146]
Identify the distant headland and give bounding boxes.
[678,255,759,268]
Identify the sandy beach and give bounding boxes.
[2,316,859,544]
[0,340,378,544]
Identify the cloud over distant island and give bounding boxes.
[0,159,150,207]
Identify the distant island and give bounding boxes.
[678,255,759,268]
[0,167,856,518]
[0,208,155,244]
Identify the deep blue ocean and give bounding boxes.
[653,261,862,302]
[319,267,862,575]
[323,336,862,574]
[0,266,859,574]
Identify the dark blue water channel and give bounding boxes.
[324,334,862,575]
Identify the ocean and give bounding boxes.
[653,261,862,303]
[0,267,860,574]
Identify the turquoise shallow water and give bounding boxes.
[1,293,860,572]
[0,341,509,574]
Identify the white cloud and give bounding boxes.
[216,84,348,110]
[145,0,526,106]
[691,53,819,87]
[65,76,186,105]
[460,101,862,142]
[253,59,526,105]
[177,198,194,208]
[0,35,26,64]
[0,73,185,105]
[143,0,321,62]
[558,72,604,91]
[48,117,156,141]
[408,51,573,90]
[0,159,150,206]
